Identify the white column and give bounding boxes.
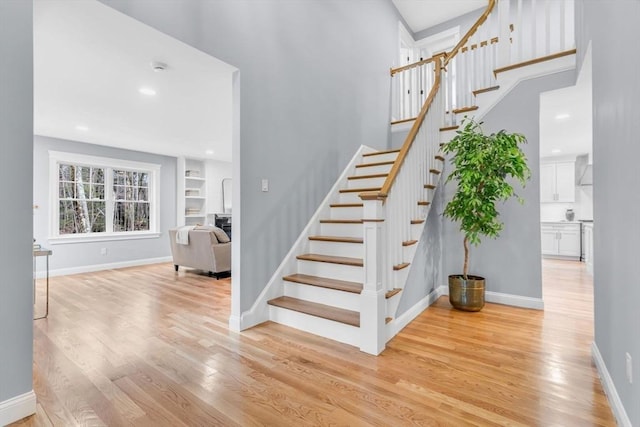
[360,198,386,355]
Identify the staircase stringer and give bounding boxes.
[236,144,378,331]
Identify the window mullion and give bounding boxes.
[106,168,114,233]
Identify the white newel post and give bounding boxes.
[360,197,386,355]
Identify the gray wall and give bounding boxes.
[396,185,444,315]
[413,7,484,41]
[33,136,177,273]
[577,2,640,424]
[0,0,34,404]
[443,70,575,298]
[99,0,404,311]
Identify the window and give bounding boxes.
[50,152,160,242]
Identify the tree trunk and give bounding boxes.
[463,236,469,280]
[75,167,91,232]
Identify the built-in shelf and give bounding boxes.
[178,158,208,226]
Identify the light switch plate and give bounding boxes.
[261,179,269,192]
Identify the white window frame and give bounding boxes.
[48,151,161,244]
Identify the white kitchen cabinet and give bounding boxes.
[540,161,575,203]
[541,222,581,258]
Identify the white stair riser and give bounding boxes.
[362,152,398,163]
[339,192,363,204]
[268,305,359,348]
[347,176,387,189]
[426,172,441,186]
[309,240,363,258]
[297,259,363,282]
[330,206,362,220]
[320,223,363,238]
[411,223,425,241]
[392,267,410,289]
[440,129,457,144]
[354,164,393,176]
[403,244,417,261]
[283,282,360,311]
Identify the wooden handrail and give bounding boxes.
[368,0,495,201]
[445,0,496,67]
[390,56,436,76]
[362,54,444,200]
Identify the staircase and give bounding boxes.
[266,148,431,348]
[244,0,577,355]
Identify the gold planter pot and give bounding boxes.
[448,275,485,312]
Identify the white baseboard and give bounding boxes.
[438,286,544,310]
[485,291,544,310]
[37,256,172,278]
[386,285,445,341]
[0,390,36,426]
[591,342,632,427]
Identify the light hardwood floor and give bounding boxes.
[12,259,615,426]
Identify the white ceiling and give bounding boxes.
[34,0,236,161]
[392,0,487,33]
[539,48,592,159]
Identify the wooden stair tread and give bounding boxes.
[330,203,363,208]
[355,160,395,168]
[385,317,393,324]
[283,274,363,294]
[411,219,425,225]
[440,125,459,131]
[390,117,416,125]
[393,262,410,271]
[435,155,445,161]
[418,201,431,206]
[385,288,402,299]
[308,235,363,244]
[362,149,400,157]
[320,219,363,224]
[430,169,442,175]
[424,184,436,190]
[473,85,500,96]
[339,187,382,194]
[348,173,389,180]
[297,253,363,267]
[402,240,418,247]
[452,105,479,114]
[268,296,360,327]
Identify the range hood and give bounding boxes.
[575,154,593,186]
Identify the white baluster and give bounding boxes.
[498,0,511,67]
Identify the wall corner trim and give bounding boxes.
[0,390,36,426]
[591,342,632,427]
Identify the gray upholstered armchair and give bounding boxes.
[168,226,231,278]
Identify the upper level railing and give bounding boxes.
[391,0,575,126]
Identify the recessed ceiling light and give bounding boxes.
[555,113,570,120]
[138,87,156,96]
[205,149,215,155]
[551,149,562,154]
[75,125,89,131]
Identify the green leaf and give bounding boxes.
[442,118,531,272]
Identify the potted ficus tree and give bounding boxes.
[441,118,531,311]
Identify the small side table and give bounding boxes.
[33,247,52,320]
